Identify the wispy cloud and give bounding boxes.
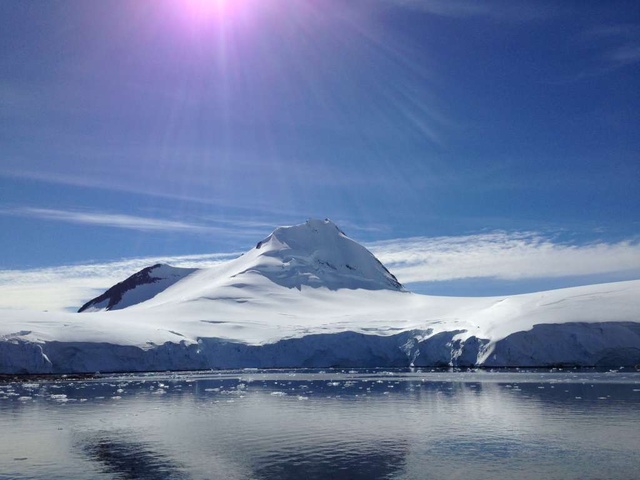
[0,169,128,193]
[593,25,640,70]
[0,168,235,208]
[0,169,330,220]
[368,232,640,284]
[2,207,221,234]
[559,24,640,82]
[377,0,556,22]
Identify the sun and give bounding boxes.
[174,0,268,25]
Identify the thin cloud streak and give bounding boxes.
[0,168,240,209]
[588,24,640,69]
[0,169,331,220]
[2,207,226,234]
[367,232,640,284]
[553,24,640,83]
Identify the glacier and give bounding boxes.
[1,219,639,374]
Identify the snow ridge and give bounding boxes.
[78,264,197,312]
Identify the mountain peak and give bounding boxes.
[256,218,344,250]
[246,218,403,291]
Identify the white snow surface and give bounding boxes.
[1,219,639,373]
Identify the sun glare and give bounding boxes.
[184,0,230,17]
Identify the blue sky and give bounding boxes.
[1,0,639,304]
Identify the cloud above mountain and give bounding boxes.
[367,232,640,284]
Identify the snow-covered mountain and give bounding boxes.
[78,219,403,313]
[1,219,639,374]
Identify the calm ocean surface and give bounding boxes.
[1,369,639,479]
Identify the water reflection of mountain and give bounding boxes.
[80,432,190,480]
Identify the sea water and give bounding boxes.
[1,369,639,479]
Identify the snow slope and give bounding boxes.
[1,219,639,373]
